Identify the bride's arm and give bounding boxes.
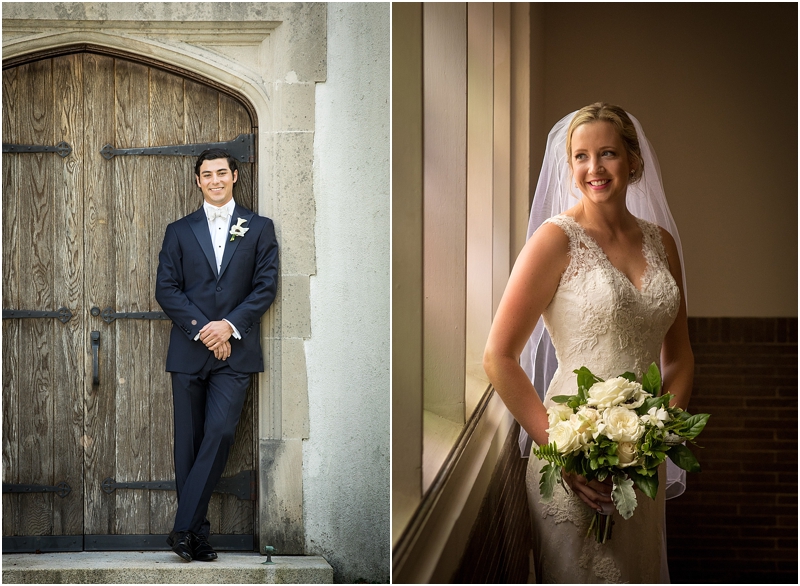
[482,223,569,447]
[659,228,694,410]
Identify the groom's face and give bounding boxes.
[196,158,238,207]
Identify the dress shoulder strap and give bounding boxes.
[543,214,585,250]
[637,218,670,265]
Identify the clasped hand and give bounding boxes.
[561,470,613,513]
[199,320,233,361]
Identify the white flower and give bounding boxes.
[617,441,639,468]
[547,420,582,455]
[641,406,670,429]
[587,377,648,410]
[547,403,574,428]
[664,432,683,446]
[571,406,601,444]
[602,406,644,442]
[229,217,250,241]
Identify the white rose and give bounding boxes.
[587,377,647,409]
[571,406,601,444]
[548,420,582,455]
[617,441,639,468]
[547,403,574,428]
[602,406,644,442]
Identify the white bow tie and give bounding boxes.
[206,207,230,221]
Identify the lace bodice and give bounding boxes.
[541,214,680,407]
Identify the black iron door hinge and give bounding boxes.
[99,133,254,163]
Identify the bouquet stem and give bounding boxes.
[587,511,614,543]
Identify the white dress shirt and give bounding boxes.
[198,199,240,340]
[204,199,236,272]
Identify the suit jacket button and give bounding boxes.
[191,320,197,325]
[216,287,222,292]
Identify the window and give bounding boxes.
[392,3,533,566]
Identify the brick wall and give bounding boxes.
[667,317,798,583]
[451,420,531,583]
[454,317,797,583]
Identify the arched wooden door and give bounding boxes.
[2,52,258,552]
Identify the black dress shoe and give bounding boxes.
[191,533,218,561]
[167,530,194,562]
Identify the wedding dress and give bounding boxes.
[526,214,680,584]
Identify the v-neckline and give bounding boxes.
[563,215,650,294]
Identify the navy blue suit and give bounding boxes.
[155,203,278,537]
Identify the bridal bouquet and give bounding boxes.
[531,363,709,543]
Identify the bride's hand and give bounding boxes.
[562,470,613,513]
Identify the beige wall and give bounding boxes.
[540,2,797,317]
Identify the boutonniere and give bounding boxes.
[229,217,249,241]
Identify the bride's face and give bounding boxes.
[569,121,634,206]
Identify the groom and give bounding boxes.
[155,148,278,562]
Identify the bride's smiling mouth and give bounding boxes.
[588,179,611,188]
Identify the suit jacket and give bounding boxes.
[155,204,279,374]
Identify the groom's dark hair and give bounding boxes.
[195,148,238,178]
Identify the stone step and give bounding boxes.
[2,552,333,584]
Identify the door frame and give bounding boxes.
[2,48,260,552]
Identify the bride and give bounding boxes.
[483,103,694,583]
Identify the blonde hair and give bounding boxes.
[566,102,644,184]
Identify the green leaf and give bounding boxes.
[539,464,561,502]
[678,413,710,440]
[574,366,602,393]
[642,363,662,396]
[619,371,637,383]
[530,442,566,466]
[551,395,571,404]
[635,394,671,416]
[667,444,701,473]
[628,468,659,500]
[611,474,638,520]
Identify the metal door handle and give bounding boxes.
[91,331,100,385]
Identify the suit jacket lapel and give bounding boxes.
[218,205,255,281]
[188,208,219,278]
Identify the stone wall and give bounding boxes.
[305,3,390,583]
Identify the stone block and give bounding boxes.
[273,132,316,276]
[2,551,332,583]
[259,438,305,554]
[274,82,316,132]
[278,275,311,339]
[258,308,281,441]
[272,3,327,83]
[281,337,309,439]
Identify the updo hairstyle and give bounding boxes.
[565,102,644,184]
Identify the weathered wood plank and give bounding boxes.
[18,59,55,536]
[2,65,21,537]
[184,79,224,534]
[220,93,254,211]
[148,66,184,534]
[83,52,118,536]
[113,58,151,535]
[51,54,85,536]
[184,79,220,217]
[219,91,257,536]
[220,375,256,534]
